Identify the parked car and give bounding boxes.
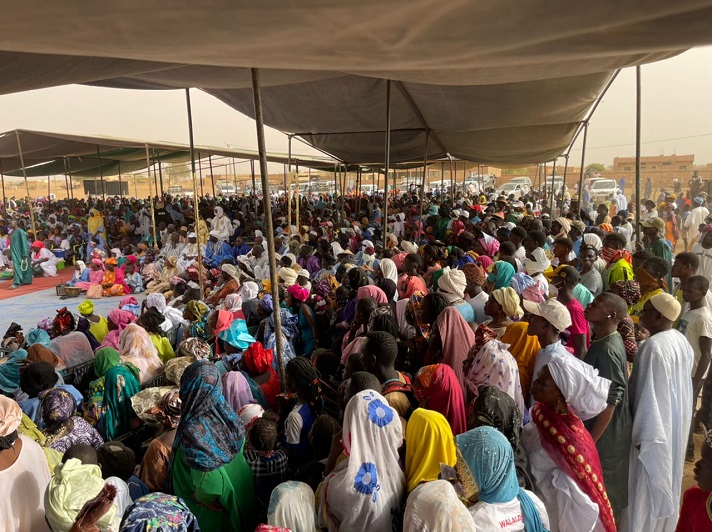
[496,182,526,199]
[167,185,193,198]
[218,184,237,196]
[509,176,532,188]
[588,179,617,202]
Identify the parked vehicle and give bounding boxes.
[218,183,237,196]
[496,182,526,199]
[588,179,617,202]
[167,185,193,198]
[509,176,532,187]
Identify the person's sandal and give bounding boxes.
[8,285,18,290]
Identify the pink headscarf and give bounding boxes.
[221,371,255,414]
[392,252,408,271]
[213,310,234,337]
[435,307,476,395]
[475,255,493,270]
[91,258,105,270]
[356,285,387,304]
[478,234,500,257]
[287,284,310,303]
[108,309,136,331]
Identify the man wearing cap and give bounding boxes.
[686,196,710,247]
[177,232,203,273]
[628,292,693,532]
[523,298,573,402]
[550,265,589,358]
[641,216,673,290]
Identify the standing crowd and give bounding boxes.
[0,180,711,531]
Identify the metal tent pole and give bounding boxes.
[158,157,164,195]
[284,164,291,229]
[15,131,36,235]
[96,145,106,202]
[144,144,159,250]
[549,159,557,215]
[449,157,455,207]
[232,159,238,190]
[577,124,589,215]
[66,157,74,200]
[250,159,256,195]
[184,89,206,297]
[382,80,392,248]
[0,160,6,207]
[208,155,216,197]
[251,68,285,389]
[287,135,292,228]
[635,66,642,241]
[418,132,430,239]
[561,155,570,214]
[197,153,204,197]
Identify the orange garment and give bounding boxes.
[500,321,540,397]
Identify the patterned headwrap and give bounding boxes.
[149,390,182,430]
[119,492,200,532]
[610,280,641,306]
[462,262,486,286]
[177,337,211,360]
[185,300,208,321]
[260,294,274,313]
[472,324,498,355]
[170,361,244,475]
[407,291,430,339]
[40,388,75,429]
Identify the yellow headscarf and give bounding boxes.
[87,208,106,240]
[405,408,457,492]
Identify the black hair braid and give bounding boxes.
[286,357,324,414]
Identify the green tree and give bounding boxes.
[586,163,606,174]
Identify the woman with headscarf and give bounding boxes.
[184,300,210,341]
[463,324,526,415]
[119,492,200,532]
[525,248,552,296]
[0,348,28,397]
[87,208,106,241]
[0,395,53,531]
[17,361,82,426]
[483,286,524,337]
[138,307,176,364]
[146,255,179,295]
[426,306,475,396]
[239,342,280,410]
[259,295,299,367]
[78,299,109,343]
[41,387,103,452]
[68,260,90,287]
[100,257,130,296]
[403,479,477,532]
[30,240,59,277]
[458,426,549,530]
[413,363,467,436]
[84,346,137,428]
[26,342,61,367]
[521,356,615,532]
[146,292,186,329]
[405,408,457,493]
[221,371,255,414]
[222,293,245,321]
[99,308,137,351]
[378,257,399,291]
[119,323,164,385]
[287,283,318,356]
[341,266,369,325]
[438,267,475,323]
[267,481,319,532]
[170,360,256,531]
[206,263,241,306]
[318,390,405,531]
[477,233,501,258]
[488,260,516,291]
[138,390,182,493]
[240,281,261,325]
[402,291,430,370]
[398,253,428,300]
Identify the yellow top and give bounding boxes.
[150,334,175,364]
[88,315,109,344]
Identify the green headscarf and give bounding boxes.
[93,347,121,378]
[103,365,141,441]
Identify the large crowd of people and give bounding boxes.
[0,180,711,531]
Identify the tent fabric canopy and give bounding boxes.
[0,130,337,178]
[0,2,711,165]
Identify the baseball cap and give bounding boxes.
[522,298,572,332]
[649,292,681,322]
[544,265,580,284]
[640,216,665,232]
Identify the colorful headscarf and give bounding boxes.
[413,364,467,436]
[242,342,274,375]
[40,387,75,427]
[218,319,256,351]
[171,360,244,473]
[26,328,51,347]
[287,284,310,303]
[0,395,23,437]
[471,384,523,449]
[148,390,182,430]
[26,344,61,367]
[479,234,500,257]
[267,481,318,532]
[119,492,200,532]
[77,299,95,316]
[108,309,136,331]
[407,291,430,339]
[457,427,547,532]
[103,362,141,440]
[356,285,388,304]
[610,280,641,306]
[488,261,516,290]
[222,371,255,414]
[405,408,457,492]
[177,337,211,360]
[491,287,524,319]
[0,348,28,396]
[185,300,208,321]
[462,262,486,286]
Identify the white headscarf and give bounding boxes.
[146,293,186,328]
[547,355,611,421]
[438,267,467,303]
[319,390,405,531]
[400,240,418,254]
[268,481,319,532]
[525,248,551,276]
[240,281,260,302]
[222,293,243,313]
[119,324,164,385]
[75,260,86,275]
[278,267,298,287]
[379,258,398,285]
[404,480,476,532]
[582,233,603,251]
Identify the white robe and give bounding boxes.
[521,423,603,532]
[627,329,693,532]
[210,213,233,242]
[176,242,205,272]
[35,248,58,277]
[685,206,710,245]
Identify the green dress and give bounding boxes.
[172,444,257,531]
[10,227,31,287]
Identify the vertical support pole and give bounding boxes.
[549,158,557,215]
[118,161,123,199]
[184,88,205,297]
[62,158,70,201]
[635,65,642,241]
[232,159,238,190]
[158,157,164,195]
[577,123,589,215]
[382,80,392,247]
[449,157,455,207]
[197,153,205,197]
[418,132,430,239]
[562,155,570,214]
[356,168,362,214]
[66,157,74,200]
[208,155,216,197]
[47,175,50,200]
[96,145,106,202]
[251,68,285,388]
[250,159,256,195]
[284,164,291,229]
[0,159,6,207]
[15,131,36,235]
[144,144,159,250]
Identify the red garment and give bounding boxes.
[532,402,616,532]
[413,363,467,436]
[398,274,428,299]
[563,298,591,357]
[435,307,476,396]
[260,368,281,410]
[599,247,633,267]
[675,486,712,532]
[244,342,274,375]
[111,267,131,295]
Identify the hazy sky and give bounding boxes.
[0,45,710,170]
